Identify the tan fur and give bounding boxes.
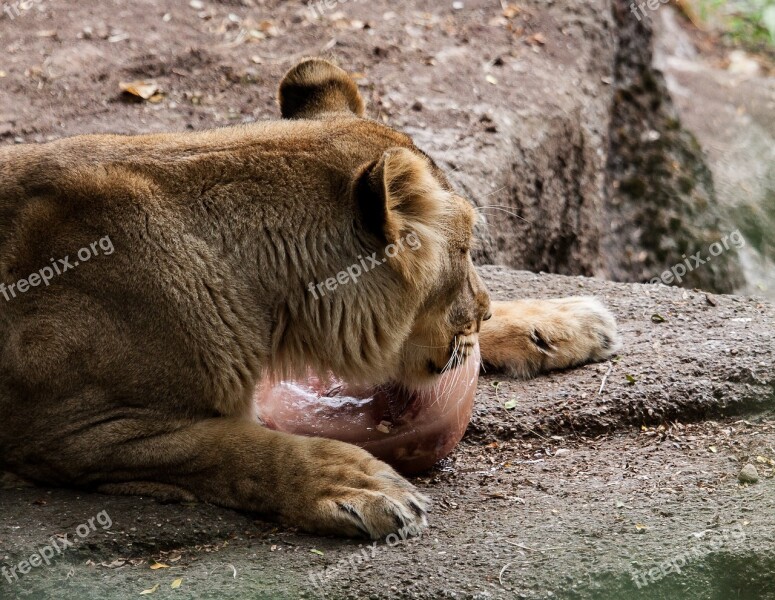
[0,59,618,538]
[480,298,620,379]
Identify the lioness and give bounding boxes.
[0,59,618,538]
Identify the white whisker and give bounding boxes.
[446,357,465,411]
[480,185,507,199]
[436,336,461,406]
[475,205,534,225]
[439,337,459,377]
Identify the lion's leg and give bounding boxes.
[58,416,429,539]
[479,298,620,379]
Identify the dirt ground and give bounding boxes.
[1,1,774,599]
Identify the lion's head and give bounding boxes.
[274,58,491,388]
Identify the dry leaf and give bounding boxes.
[488,16,508,27]
[108,32,130,43]
[503,4,521,19]
[171,579,183,589]
[258,20,280,37]
[486,74,498,85]
[100,559,128,568]
[119,81,160,101]
[150,563,170,570]
[140,583,160,595]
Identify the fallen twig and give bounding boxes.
[598,361,614,395]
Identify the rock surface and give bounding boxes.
[603,1,745,293]
[654,7,775,299]
[0,0,744,292]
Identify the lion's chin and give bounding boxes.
[255,343,480,474]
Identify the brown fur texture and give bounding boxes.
[0,58,618,538]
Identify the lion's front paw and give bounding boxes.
[480,297,620,378]
[536,296,620,366]
[282,437,429,539]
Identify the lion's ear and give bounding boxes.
[354,148,448,273]
[278,58,365,119]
